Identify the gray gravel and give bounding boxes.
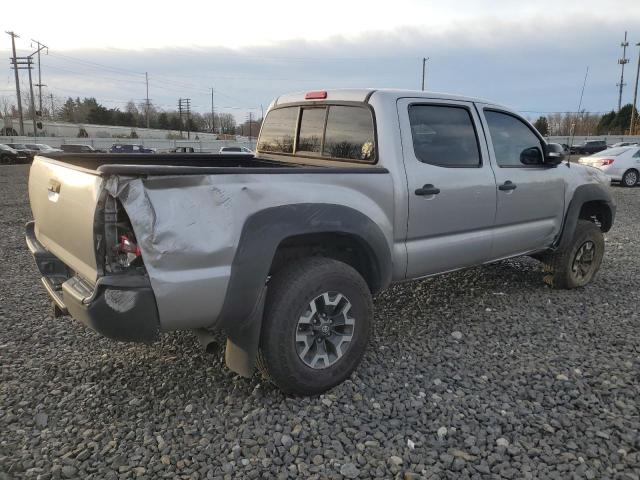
[1,164,640,479]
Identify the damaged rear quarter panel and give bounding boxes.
[105,171,395,331]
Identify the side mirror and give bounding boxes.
[543,147,566,166]
[520,147,543,165]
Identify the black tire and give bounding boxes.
[621,169,638,187]
[0,154,11,165]
[257,257,373,395]
[542,220,604,289]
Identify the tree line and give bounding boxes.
[1,94,263,137]
[532,104,639,137]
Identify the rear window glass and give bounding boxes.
[323,106,375,162]
[257,107,297,154]
[409,105,480,167]
[297,108,326,155]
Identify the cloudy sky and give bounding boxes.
[2,0,640,121]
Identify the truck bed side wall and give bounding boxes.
[111,171,396,331]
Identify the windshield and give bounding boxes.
[0,144,15,151]
[10,144,27,149]
[595,147,630,157]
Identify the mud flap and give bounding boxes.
[224,285,267,377]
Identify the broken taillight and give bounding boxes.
[119,235,141,256]
[115,234,141,268]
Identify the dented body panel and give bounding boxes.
[103,171,395,331]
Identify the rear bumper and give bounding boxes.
[26,221,160,342]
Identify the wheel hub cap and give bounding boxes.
[626,172,637,185]
[572,240,596,281]
[295,292,355,369]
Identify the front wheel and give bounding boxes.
[543,220,604,289]
[621,169,638,187]
[257,257,373,395]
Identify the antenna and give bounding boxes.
[569,66,589,164]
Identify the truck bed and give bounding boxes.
[40,152,388,176]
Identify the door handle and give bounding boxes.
[48,179,61,194]
[415,184,440,196]
[498,181,517,191]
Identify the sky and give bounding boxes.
[2,0,640,122]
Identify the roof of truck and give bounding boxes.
[274,88,498,107]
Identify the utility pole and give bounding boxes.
[178,98,191,139]
[26,57,37,139]
[248,112,253,140]
[145,72,150,129]
[617,31,630,112]
[210,87,215,134]
[14,56,37,138]
[630,42,640,136]
[178,99,183,137]
[31,39,47,115]
[50,93,55,119]
[6,31,24,135]
[421,57,429,91]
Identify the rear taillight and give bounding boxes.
[601,159,614,166]
[119,235,141,256]
[115,234,141,268]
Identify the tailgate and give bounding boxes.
[28,156,103,283]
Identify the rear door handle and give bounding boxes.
[415,184,440,196]
[498,181,517,191]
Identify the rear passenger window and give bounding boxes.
[323,106,375,162]
[408,105,481,167]
[257,107,298,153]
[297,108,326,155]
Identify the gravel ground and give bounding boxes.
[1,164,639,480]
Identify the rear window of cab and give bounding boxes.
[257,105,376,163]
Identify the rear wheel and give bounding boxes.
[621,169,638,187]
[257,257,373,395]
[543,220,604,289]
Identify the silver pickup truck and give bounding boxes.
[26,89,615,395]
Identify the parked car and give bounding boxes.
[570,140,607,155]
[158,146,199,154]
[0,143,29,164]
[219,146,254,155]
[25,88,615,395]
[25,143,63,154]
[5,143,37,161]
[110,144,156,154]
[60,144,105,153]
[578,146,640,187]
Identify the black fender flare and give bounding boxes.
[219,203,392,377]
[554,183,616,251]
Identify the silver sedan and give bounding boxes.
[578,146,640,187]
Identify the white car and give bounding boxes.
[219,146,254,155]
[578,146,640,187]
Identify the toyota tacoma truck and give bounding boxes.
[26,89,615,395]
